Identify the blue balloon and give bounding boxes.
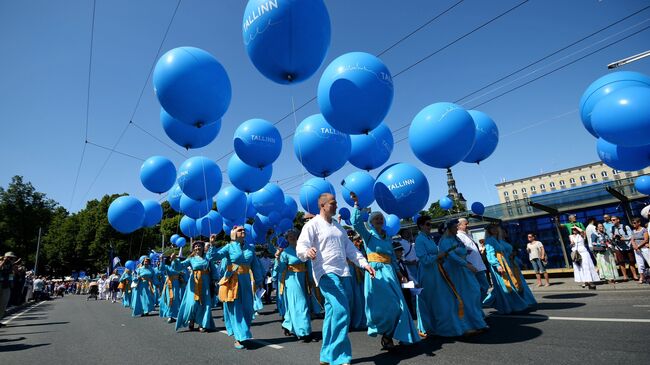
[349,122,393,170]
[227,154,272,193]
[251,183,285,216]
[361,210,370,223]
[141,200,163,228]
[592,86,650,147]
[179,194,211,219]
[276,236,289,249]
[267,211,281,225]
[439,197,453,210]
[344,219,352,226]
[167,184,183,212]
[234,119,282,168]
[579,71,650,137]
[341,171,375,208]
[471,202,485,215]
[596,138,650,171]
[339,207,351,220]
[283,196,298,219]
[255,213,273,228]
[177,156,222,201]
[318,52,393,134]
[175,237,187,248]
[409,102,476,168]
[244,224,255,246]
[299,177,335,214]
[153,47,231,127]
[277,217,293,233]
[216,186,247,221]
[463,110,499,164]
[108,196,144,234]
[170,234,180,244]
[293,114,351,177]
[385,214,401,237]
[140,156,176,194]
[196,210,224,237]
[246,194,258,219]
[125,260,137,271]
[180,215,199,238]
[161,108,220,149]
[635,175,650,195]
[242,0,330,84]
[374,163,430,219]
[412,213,420,223]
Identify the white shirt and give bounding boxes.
[399,239,418,262]
[585,224,596,248]
[297,214,369,285]
[456,230,487,272]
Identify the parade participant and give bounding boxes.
[153,260,164,307]
[118,269,133,308]
[347,233,367,330]
[437,219,489,335]
[97,274,108,300]
[297,193,375,365]
[630,218,649,284]
[132,257,156,317]
[456,218,490,301]
[483,225,536,314]
[570,226,599,289]
[158,255,184,323]
[350,193,419,350]
[206,226,265,349]
[173,241,216,333]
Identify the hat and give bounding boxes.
[4,252,17,258]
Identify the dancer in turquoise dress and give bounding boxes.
[158,256,184,323]
[118,269,133,308]
[350,194,420,350]
[437,219,489,335]
[206,226,265,349]
[173,241,216,332]
[132,257,156,317]
[347,233,367,330]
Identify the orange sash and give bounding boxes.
[193,270,209,304]
[368,252,391,264]
[165,275,179,306]
[496,252,523,293]
[437,262,464,318]
[217,264,250,303]
[279,263,307,295]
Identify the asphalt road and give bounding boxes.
[1,288,649,364]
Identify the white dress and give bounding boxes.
[570,234,600,283]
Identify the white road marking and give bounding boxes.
[219,329,284,349]
[491,314,650,323]
[1,301,46,325]
[632,305,650,307]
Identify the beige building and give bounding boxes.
[495,162,649,204]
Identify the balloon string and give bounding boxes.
[291,95,309,209]
[200,157,212,237]
[477,164,493,203]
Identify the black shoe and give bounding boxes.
[283,328,292,337]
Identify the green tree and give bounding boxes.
[427,197,466,219]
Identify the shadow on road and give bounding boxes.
[3,321,69,328]
[0,331,54,337]
[0,337,26,343]
[461,315,545,345]
[0,342,50,352]
[351,337,443,364]
[543,293,597,300]
[536,302,585,310]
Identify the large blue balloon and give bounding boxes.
[170,234,180,244]
[141,200,163,228]
[227,154,273,193]
[177,156,222,201]
[267,211,281,225]
[300,177,335,214]
[223,216,246,235]
[385,214,401,237]
[140,156,176,194]
[108,196,145,234]
[216,186,247,221]
[374,163,430,219]
[246,194,258,219]
[349,122,393,170]
[579,71,650,137]
[179,194,211,219]
[283,196,298,219]
[439,197,453,210]
[409,102,476,168]
[167,184,183,212]
[253,214,271,235]
[596,138,650,171]
[251,183,285,216]
[153,47,231,127]
[125,260,136,271]
[339,207,351,221]
[255,213,273,228]
[293,114,350,177]
[160,108,220,149]
[175,237,187,248]
[318,52,393,134]
[592,86,650,147]
[463,110,499,164]
[242,0,330,84]
[196,210,224,237]
[180,215,199,238]
[471,202,485,215]
[341,171,375,208]
[234,119,282,168]
[277,217,293,233]
[635,175,650,195]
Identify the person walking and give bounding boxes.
[457,218,490,301]
[132,257,156,317]
[296,193,375,365]
[0,252,20,325]
[570,226,599,289]
[591,223,620,284]
[526,233,550,287]
[108,270,120,303]
[118,269,133,308]
[158,255,184,323]
[630,218,650,284]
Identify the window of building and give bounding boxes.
[569,178,575,184]
[504,191,509,197]
[559,180,565,186]
[540,184,546,189]
[512,189,518,195]
[612,169,620,175]
[580,176,586,182]
[549,181,556,188]
[601,171,608,177]
[516,207,523,215]
[590,173,597,179]
[530,186,536,192]
[521,187,527,193]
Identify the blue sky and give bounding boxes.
[1,0,649,213]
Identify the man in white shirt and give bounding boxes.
[456,218,489,301]
[585,217,597,249]
[297,193,374,365]
[398,229,418,283]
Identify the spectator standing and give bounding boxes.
[526,233,550,287]
[108,270,120,303]
[591,223,620,284]
[602,214,614,239]
[569,227,599,289]
[24,271,34,302]
[563,214,585,235]
[630,218,649,284]
[585,217,597,249]
[610,216,639,281]
[32,276,45,301]
[398,229,419,283]
[0,252,20,324]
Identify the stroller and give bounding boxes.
[87,281,99,300]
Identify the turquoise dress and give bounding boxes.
[272,257,286,318]
[173,256,216,331]
[132,266,156,317]
[158,263,184,319]
[347,259,367,330]
[351,208,420,344]
[206,242,265,342]
[276,246,313,337]
[119,270,133,308]
[438,235,488,332]
[415,232,466,337]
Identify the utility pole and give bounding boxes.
[34,227,42,275]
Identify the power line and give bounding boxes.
[86,140,146,161]
[130,120,188,158]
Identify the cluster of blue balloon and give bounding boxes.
[580,72,650,190]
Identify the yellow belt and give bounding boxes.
[217,264,251,303]
[280,263,307,295]
[496,252,523,293]
[368,252,391,264]
[438,262,464,318]
[165,275,179,306]
[193,270,209,304]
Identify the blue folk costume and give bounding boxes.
[158,263,184,320]
[438,235,488,333]
[483,237,537,314]
[173,255,216,331]
[132,265,156,317]
[206,242,264,342]
[118,270,133,308]
[153,266,164,308]
[347,258,367,330]
[351,208,420,344]
[415,231,468,337]
[272,256,286,319]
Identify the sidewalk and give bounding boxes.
[524,277,650,292]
